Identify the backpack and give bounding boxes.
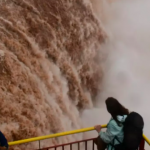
[114,112,144,150]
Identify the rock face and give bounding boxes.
[0,0,105,149]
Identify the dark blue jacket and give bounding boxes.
[0,131,8,148]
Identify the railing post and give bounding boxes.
[62,145,64,150]
[70,144,72,150]
[78,142,80,150]
[93,139,95,150]
[139,138,145,150]
[39,140,41,150]
[85,141,87,150]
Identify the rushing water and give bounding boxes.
[0,0,106,149]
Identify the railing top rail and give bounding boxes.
[8,124,150,146]
[8,125,107,146]
[143,134,150,145]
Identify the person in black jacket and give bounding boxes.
[0,131,8,150]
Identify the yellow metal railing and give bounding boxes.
[143,134,150,145]
[8,124,150,146]
[8,125,107,146]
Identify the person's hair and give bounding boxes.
[105,97,129,125]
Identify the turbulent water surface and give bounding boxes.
[0,0,106,149]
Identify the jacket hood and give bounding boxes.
[117,115,127,123]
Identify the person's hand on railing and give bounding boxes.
[94,125,101,133]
